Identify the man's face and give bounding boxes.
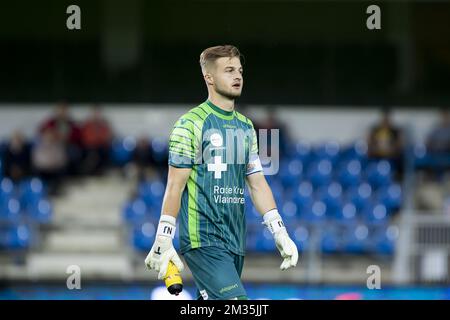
[208,57,243,99]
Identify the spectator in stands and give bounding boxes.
[39,102,82,176]
[256,107,291,157]
[367,109,404,173]
[426,109,450,154]
[80,105,113,175]
[1,130,31,183]
[131,136,153,182]
[32,127,67,195]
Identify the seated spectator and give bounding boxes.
[39,102,82,176]
[32,127,67,195]
[367,109,404,174]
[426,109,450,154]
[2,130,31,183]
[80,105,113,175]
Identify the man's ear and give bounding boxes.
[204,73,214,86]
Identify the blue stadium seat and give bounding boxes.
[366,160,393,189]
[123,199,147,224]
[294,181,314,212]
[293,141,312,167]
[19,178,47,208]
[337,160,363,189]
[346,182,373,212]
[361,202,388,224]
[3,224,31,249]
[300,200,327,223]
[334,202,358,223]
[306,159,333,188]
[0,197,21,223]
[316,182,344,216]
[138,180,165,210]
[342,223,370,254]
[110,136,136,166]
[245,201,260,223]
[320,225,340,254]
[370,224,399,255]
[375,184,402,213]
[150,137,168,164]
[281,200,298,224]
[27,199,52,224]
[1,177,15,199]
[292,225,309,252]
[279,159,303,190]
[132,221,156,251]
[314,141,341,165]
[254,229,277,252]
[341,140,369,164]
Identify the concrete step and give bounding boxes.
[44,230,124,253]
[27,253,133,280]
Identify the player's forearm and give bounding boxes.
[160,183,184,219]
[248,176,277,216]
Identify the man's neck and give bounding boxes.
[207,93,235,112]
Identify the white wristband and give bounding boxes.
[263,209,286,234]
[156,214,176,239]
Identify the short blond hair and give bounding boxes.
[199,45,241,72]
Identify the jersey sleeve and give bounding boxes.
[246,123,263,176]
[168,115,199,168]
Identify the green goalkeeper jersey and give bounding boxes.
[168,100,261,256]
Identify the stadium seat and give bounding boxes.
[366,160,393,189]
[110,136,135,166]
[292,225,309,252]
[3,224,31,249]
[337,160,363,189]
[279,159,303,190]
[150,137,168,165]
[19,178,47,207]
[370,224,399,255]
[361,202,388,224]
[293,141,312,167]
[0,197,21,223]
[294,181,314,212]
[341,140,369,164]
[314,141,341,165]
[27,199,52,224]
[300,201,327,223]
[346,182,373,212]
[254,228,277,252]
[342,223,370,254]
[281,200,298,224]
[320,225,341,254]
[306,159,333,188]
[375,184,402,213]
[316,182,344,216]
[334,202,358,223]
[132,221,156,252]
[123,199,147,224]
[138,180,165,210]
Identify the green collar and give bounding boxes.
[206,100,235,119]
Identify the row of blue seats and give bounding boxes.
[0,178,52,224]
[123,181,401,224]
[109,137,376,168]
[130,220,397,255]
[131,177,401,209]
[0,223,34,250]
[276,159,395,189]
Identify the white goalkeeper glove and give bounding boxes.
[263,209,299,270]
[145,214,184,279]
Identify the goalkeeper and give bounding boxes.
[145,45,298,300]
